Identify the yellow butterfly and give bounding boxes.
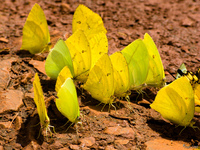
[121,39,149,90]
[150,76,195,127]
[143,33,165,87]
[55,77,80,124]
[33,73,53,135]
[177,64,200,112]
[65,30,91,83]
[21,3,51,54]
[110,52,130,98]
[83,54,115,107]
[55,66,73,92]
[45,39,74,80]
[72,4,107,40]
[89,32,108,69]
[195,83,200,106]
[195,69,200,108]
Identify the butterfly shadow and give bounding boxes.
[16,95,50,147]
[147,117,200,143]
[39,78,56,93]
[128,87,157,108]
[16,114,45,147]
[15,50,35,58]
[15,49,48,60]
[47,100,78,134]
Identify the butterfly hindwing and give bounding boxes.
[72,4,107,40]
[83,54,114,104]
[56,77,80,123]
[65,30,91,82]
[45,39,74,80]
[143,33,165,87]
[110,52,130,98]
[21,3,50,54]
[33,73,50,130]
[121,39,149,90]
[150,76,194,127]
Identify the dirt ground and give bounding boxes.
[0,0,200,149]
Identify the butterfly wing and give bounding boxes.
[33,73,50,129]
[83,54,114,104]
[45,39,74,80]
[194,83,200,105]
[143,33,165,87]
[176,63,187,79]
[150,76,194,127]
[110,52,130,98]
[89,32,108,69]
[55,66,73,92]
[176,64,200,108]
[121,39,149,90]
[21,3,50,54]
[72,4,107,40]
[56,78,80,123]
[65,30,91,82]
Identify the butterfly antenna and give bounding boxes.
[75,123,79,135]
[96,102,103,107]
[124,96,134,112]
[37,127,42,139]
[31,121,40,127]
[110,103,117,112]
[58,120,70,129]
[101,103,107,112]
[179,126,186,135]
[65,122,74,132]
[168,71,177,79]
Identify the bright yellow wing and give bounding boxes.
[72,4,107,40]
[195,69,200,106]
[21,3,51,54]
[176,64,200,107]
[110,52,130,98]
[55,66,73,92]
[150,76,194,127]
[56,77,80,123]
[45,39,74,80]
[121,39,149,90]
[143,33,165,87]
[65,30,91,83]
[89,32,108,69]
[83,54,114,104]
[194,83,200,105]
[33,73,50,130]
